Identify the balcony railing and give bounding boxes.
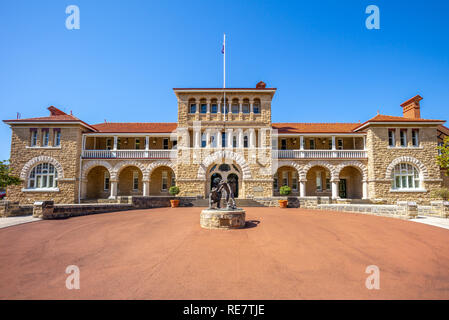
[82,149,176,159]
[273,149,367,159]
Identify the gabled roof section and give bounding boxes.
[273,123,362,134]
[92,122,177,133]
[354,114,446,131]
[3,106,97,131]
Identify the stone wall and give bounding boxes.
[367,125,443,203]
[0,201,33,217]
[7,125,84,204]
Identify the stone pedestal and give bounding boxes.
[200,208,246,229]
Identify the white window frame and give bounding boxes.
[163,138,169,150]
[412,129,419,147]
[337,139,343,150]
[42,130,49,147]
[309,139,315,150]
[161,171,168,191]
[54,130,61,147]
[31,130,38,147]
[391,163,421,190]
[104,172,110,190]
[282,171,288,187]
[133,171,139,191]
[292,171,298,191]
[400,129,407,147]
[316,171,322,191]
[28,163,58,189]
[388,129,396,147]
[135,138,140,149]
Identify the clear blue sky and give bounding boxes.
[1,0,448,160]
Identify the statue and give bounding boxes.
[208,177,237,210]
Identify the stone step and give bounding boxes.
[191,198,266,207]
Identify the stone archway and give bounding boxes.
[21,156,64,180]
[197,150,251,180]
[206,162,243,198]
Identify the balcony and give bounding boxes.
[82,149,177,159]
[273,149,367,159]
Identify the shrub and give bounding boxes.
[279,185,291,196]
[431,187,449,201]
[169,186,180,196]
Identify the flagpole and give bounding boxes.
[223,33,226,122]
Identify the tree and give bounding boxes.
[0,160,21,189]
[437,136,449,176]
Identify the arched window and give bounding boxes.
[28,163,58,189]
[243,136,248,148]
[391,163,420,190]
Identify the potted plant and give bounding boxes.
[169,186,180,208]
[279,185,291,208]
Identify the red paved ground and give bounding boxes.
[1,207,449,300]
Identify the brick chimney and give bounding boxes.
[400,95,423,119]
[256,81,266,89]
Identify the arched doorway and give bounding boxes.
[305,165,332,197]
[117,165,143,196]
[338,166,363,199]
[86,166,111,199]
[227,173,239,198]
[206,162,242,198]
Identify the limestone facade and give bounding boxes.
[3,86,448,205]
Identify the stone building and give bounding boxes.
[3,82,449,204]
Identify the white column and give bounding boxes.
[300,136,304,150]
[332,136,336,150]
[207,102,210,113]
[143,180,150,196]
[227,129,233,148]
[362,181,368,200]
[194,130,200,148]
[250,102,254,113]
[216,131,221,148]
[239,102,243,114]
[363,135,366,150]
[113,136,118,150]
[109,181,118,199]
[206,130,211,148]
[238,129,244,148]
[331,180,339,199]
[299,181,306,197]
[217,102,221,114]
[249,129,256,148]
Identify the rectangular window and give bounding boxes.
[222,132,226,148]
[106,138,112,150]
[42,130,49,147]
[273,176,278,191]
[163,138,169,150]
[316,172,322,191]
[281,139,287,150]
[282,171,288,187]
[400,129,407,147]
[117,138,121,149]
[292,172,298,191]
[162,171,168,191]
[412,129,419,147]
[200,104,207,113]
[133,171,139,190]
[337,139,343,150]
[253,103,260,114]
[388,129,396,147]
[232,136,237,148]
[328,139,332,150]
[171,175,175,187]
[326,178,331,190]
[211,104,218,113]
[242,104,250,113]
[309,139,315,150]
[30,130,38,147]
[104,172,110,190]
[172,140,177,149]
[232,104,239,114]
[189,104,197,113]
[54,130,61,146]
[135,138,140,149]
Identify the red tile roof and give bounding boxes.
[438,125,449,137]
[92,122,177,133]
[3,106,97,131]
[273,123,361,134]
[353,114,446,131]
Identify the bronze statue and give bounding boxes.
[209,177,237,210]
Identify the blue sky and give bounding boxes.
[1,0,448,160]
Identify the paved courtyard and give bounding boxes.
[1,207,449,300]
